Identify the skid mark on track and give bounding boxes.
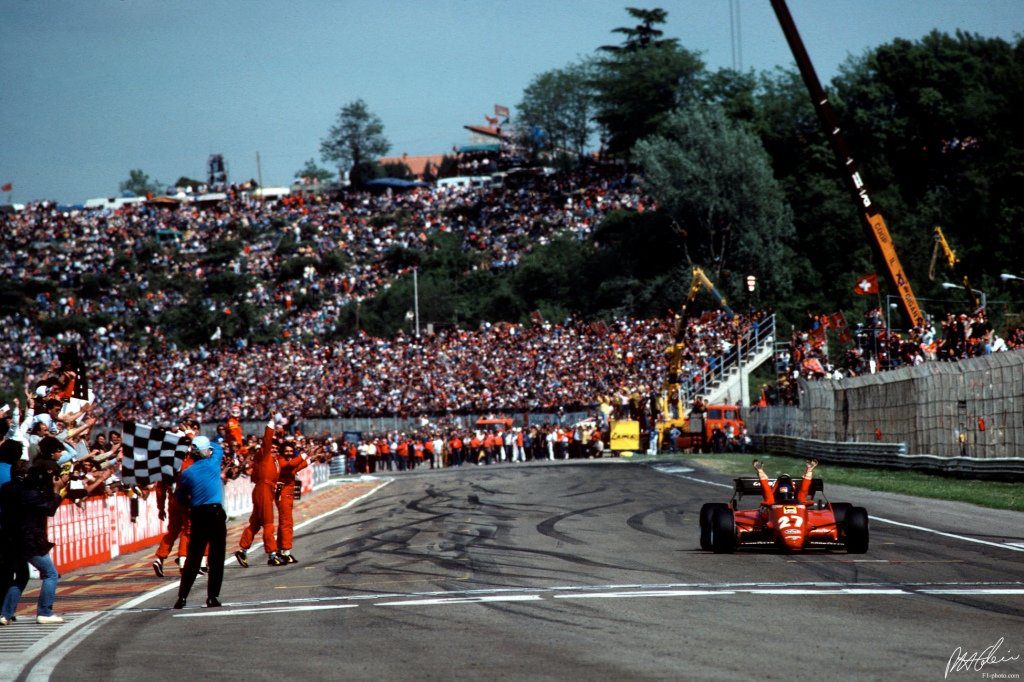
[626,505,684,539]
[536,499,633,546]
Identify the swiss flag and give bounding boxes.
[1,183,12,192]
[853,273,879,295]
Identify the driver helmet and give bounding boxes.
[775,475,795,502]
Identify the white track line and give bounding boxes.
[116,478,393,612]
[667,471,1024,555]
[174,604,357,618]
[23,612,112,682]
[376,595,543,607]
[22,478,394,680]
[867,515,1024,554]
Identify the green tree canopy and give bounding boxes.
[173,176,204,190]
[634,103,797,303]
[599,7,677,53]
[381,161,414,180]
[829,30,1024,302]
[295,158,335,184]
[592,8,704,156]
[119,169,160,197]
[319,99,391,176]
[517,59,597,157]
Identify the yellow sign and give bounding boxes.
[610,420,640,451]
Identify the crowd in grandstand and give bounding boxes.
[770,306,1024,405]
[0,165,644,361]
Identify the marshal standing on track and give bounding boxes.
[173,436,226,609]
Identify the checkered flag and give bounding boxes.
[120,421,190,486]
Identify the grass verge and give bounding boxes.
[681,452,1024,513]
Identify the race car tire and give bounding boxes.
[844,506,869,554]
[831,502,852,528]
[700,503,729,550]
[709,507,736,554]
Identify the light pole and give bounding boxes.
[941,282,986,310]
[1001,273,1024,283]
[885,295,899,333]
[413,266,420,338]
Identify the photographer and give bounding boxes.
[0,459,67,625]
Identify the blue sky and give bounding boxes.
[2,0,1022,205]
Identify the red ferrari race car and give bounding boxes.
[699,460,869,554]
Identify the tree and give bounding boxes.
[421,160,438,184]
[295,158,335,185]
[119,169,160,197]
[319,99,391,179]
[591,8,704,155]
[437,155,460,179]
[381,161,414,180]
[174,176,204,190]
[743,67,863,314]
[599,7,677,53]
[517,59,596,157]
[634,103,797,302]
[829,31,1024,304]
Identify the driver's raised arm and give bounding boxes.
[753,459,775,505]
[797,459,818,503]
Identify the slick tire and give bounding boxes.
[831,502,852,527]
[709,507,736,554]
[844,506,869,554]
[700,503,729,551]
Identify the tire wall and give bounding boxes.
[747,349,1024,458]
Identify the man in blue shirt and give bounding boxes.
[173,436,226,609]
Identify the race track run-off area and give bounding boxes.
[14,460,1024,681]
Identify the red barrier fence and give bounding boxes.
[47,464,325,572]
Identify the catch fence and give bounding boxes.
[747,350,1024,459]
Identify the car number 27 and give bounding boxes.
[778,515,804,529]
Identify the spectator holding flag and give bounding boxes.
[173,435,226,610]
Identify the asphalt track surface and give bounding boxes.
[21,460,1024,680]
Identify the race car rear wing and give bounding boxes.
[732,477,823,498]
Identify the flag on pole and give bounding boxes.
[120,422,190,486]
[853,273,879,295]
[494,104,510,119]
[1,183,12,192]
[802,358,826,375]
[58,344,90,401]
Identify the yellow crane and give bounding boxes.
[771,0,926,329]
[929,226,979,310]
[606,266,733,454]
[658,267,733,433]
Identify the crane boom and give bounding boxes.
[770,0,925,328]
[930,226,979,309]
[680,266,732,330]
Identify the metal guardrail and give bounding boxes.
[756,434,1024,479]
